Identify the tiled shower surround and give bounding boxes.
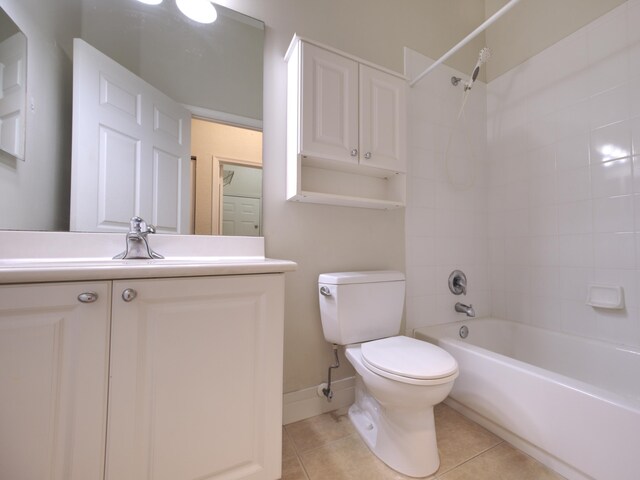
[406,0,640,349]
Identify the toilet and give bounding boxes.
[318,271,458,478]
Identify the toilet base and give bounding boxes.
[349,376,440,478]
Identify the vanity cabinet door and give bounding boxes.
[0,282,111,480]
[107,274,285,480]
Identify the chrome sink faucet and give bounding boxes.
[113,216,164,260]
[455,302,475,317]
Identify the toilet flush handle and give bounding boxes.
[320,286,331,297]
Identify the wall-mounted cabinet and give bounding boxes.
[285,36,406,209]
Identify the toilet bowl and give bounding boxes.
[318,271,459,477]
[345,337,458,477]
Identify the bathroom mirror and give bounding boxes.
[0,8,26,161]
[0,0,263,235]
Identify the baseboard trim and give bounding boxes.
[283,377,355,425]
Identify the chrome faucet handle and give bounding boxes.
[129,216,156,235]
[449,270,468,295]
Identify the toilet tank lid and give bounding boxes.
[319,271,405,285]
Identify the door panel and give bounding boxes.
[0,32,27,159]
[0,282,111,480]
[300,42,358,164]
[71,38,191,233]
[222,195,260,236]
[359,64,406,173]
[108,276,284,480]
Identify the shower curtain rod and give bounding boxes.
[409,0,522,88]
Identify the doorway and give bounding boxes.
[191,119,262,236]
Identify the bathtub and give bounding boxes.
[414,317,640,480]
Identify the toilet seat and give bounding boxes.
[360,336,458,386]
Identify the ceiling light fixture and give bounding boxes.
[175,0,218,24]
[136,0,163,5]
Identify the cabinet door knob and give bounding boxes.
[122,288,137,302]
[350,149,358,157]
[364,152,372,159]
[78,292,98,303]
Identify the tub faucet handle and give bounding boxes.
[449,270,468,295]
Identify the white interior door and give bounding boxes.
[70,38,191,233]
[222,196,261,236]
[0,32,27,160]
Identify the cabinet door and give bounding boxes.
[108,274,285,480]
[0,282,111,480]
[359,64,406,173]
[300,42,359,165]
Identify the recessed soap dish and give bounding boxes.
[586,284,625,309]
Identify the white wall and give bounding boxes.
[404,48,490,333]
[208,0,491,394]
[0,0,74,231]
[487,0,640,347]
[79,0,263,121]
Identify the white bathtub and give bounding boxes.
[414,317,640,480]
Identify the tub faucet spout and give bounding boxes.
[455,302,475,317]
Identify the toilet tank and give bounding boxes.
[318,271,405,345]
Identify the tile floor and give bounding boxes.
[281,403,565,480]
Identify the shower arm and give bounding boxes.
[409,0,522,88]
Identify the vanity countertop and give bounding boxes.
[0,231,297,284]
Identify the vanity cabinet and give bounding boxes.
[0,274,284,480]
[0,281,111,480]
[107,274,284,480]
[285,36,406,209]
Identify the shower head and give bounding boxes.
[466,47,492,90]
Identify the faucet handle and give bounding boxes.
[449,270,468,295]
[129,216,156,234]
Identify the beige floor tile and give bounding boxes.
[299,434,420,480]
[282,428,298,460]
[281,455,310,480]
[434,404,502,474]
[285,410,356,453]
[439,443,565,480]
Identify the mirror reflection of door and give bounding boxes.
[0,10,27,161]
[191,120,262,236]
[70,39,192,234]
[220,164,262,236]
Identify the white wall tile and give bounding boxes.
[556,166,591,203]
[590,157,633,198]
[409,4,640,348]
[590,121,632,164]
[558,200,593,235]
[593,232,636,269]
[592,195,634,233]
[589,83,630,130]
[558,234,593,268]
[555,134,590,171]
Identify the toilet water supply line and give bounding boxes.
[322,344,340,401]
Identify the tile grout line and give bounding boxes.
[435,439,506,476]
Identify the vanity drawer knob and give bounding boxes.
[78,292,99,303]
[122,288,137,302]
